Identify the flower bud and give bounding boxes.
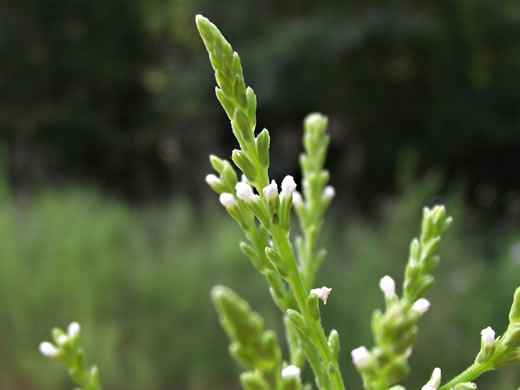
[481,326,495,347]
[262,180,278,200]
[39,342,58,357]
[310,286,332,305]
[281,176,297,199]
[422,367,441,390]
[412,298,430,314]
[292,191,303,207]
[323,186,335,201]
[235,182,255,203]
[379,275,397,299]
[351,346,371,369]
[67,322,80,338]
[281,365,301,378]
[219,193,237,208]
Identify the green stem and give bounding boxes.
[439,362,490,390]
[271,226,345,390]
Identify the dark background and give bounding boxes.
[2,0,519,208]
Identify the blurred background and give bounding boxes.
[1,0,520,389]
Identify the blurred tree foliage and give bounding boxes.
[1,0,519,204]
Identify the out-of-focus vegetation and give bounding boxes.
[2,0,519,205]
[1,164,519,390]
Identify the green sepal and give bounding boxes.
[328,329,340,361]
[287,309,310,337]
[256,129,270,168]
[230,343,258,368]
[306,294,320,321]
[282,375,302,390]
[232,149,256,181]
[234,109,254,143]
[240,371,269,390]
[509,287,520,324]
[246,87,257,124]
[240,241,265,271]
[216,88,235,119]
[494,347,520,368]
[265,247,289,277]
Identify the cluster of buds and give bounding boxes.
[39,322,81,358]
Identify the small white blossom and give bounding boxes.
[412,298,430,314]
[39,342,58,357]
[263,180,278,200]
[379,275,396,299]
[292,191,303,207]
[57,335,68,346]
[481,326,495,347]
[235,182,255,203]
[68,322,80,338]
[351,346,371,368]
[219,193,237,209]
[323,185,335,201]
[422,367,441,390]
[281,365,301,378]
[310,286,332,305]
[205,174,220,186]
[281,175,297,199]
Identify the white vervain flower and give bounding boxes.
[263,180,278,200]
[412,298,431,314]
[323,185,335,201]
[281,365,301,378]
[292,191,303,207]
[481,326,495,347]
[379,275,396,299]
[205,174,220,186]
[235,182,255,203]
[57,335,68,346]
[39,342,58,357]
[68,322,80,338]
[310,286,332,305]
[351,346,371,368]
[422,367,441,390]
[219,193,237,209]
[281,175,297,199]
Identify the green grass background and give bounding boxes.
[1,171,519,390]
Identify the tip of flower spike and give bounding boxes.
[281,365,301,378]
[310,286,332,305]
[481,326,495,347]
[206,174,220,186]
[351,346,370,369]
[412,298,431,314]
[219,193,236,208]
[39,341,58,357]
[379,275,396,299]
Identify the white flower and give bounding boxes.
[481,326,495,347]
[281,175,297,199]
[351,346,370,368]
[235,182,255,203]
[422,367,441,390]
[379,275,396,299]
[263,180,278,200]
[281,365,301,378]
[68,322,80,338]
[219,193,237,208]
[205,174,220,186]
[310,286,332,305]
[323,186,335,201]
[39,342,58,357]
[57,335,68,346]
[292,191,303,207]
[412,298,430,314]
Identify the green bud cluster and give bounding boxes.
[352,206,452,390]
[39,322,102,390]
